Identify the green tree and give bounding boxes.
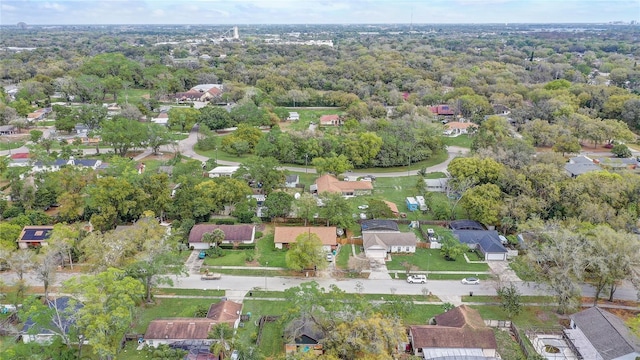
[238,156,285,195]
[100,117,148,157]
[85,176,146,230]
[147,123,173,154]
[0,223,22,250]
[126,215,188,303]
[497,283,522,319]
[285,232,327,272]
[208,323,234,359]
[323,314,406,359]
[552,135,582,156]
[263,191,294,219]
[611,143,632,158]
[198,106,232,130]
[63,268,144,360]
[312,155,353,175]
[461,183,503,226]
[168,107,199,132]
[366,199,394,219]
[319,192,354,229]
[202,228,226,248]
[295,193,319,226]
[440,237,468,261]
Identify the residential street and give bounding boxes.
[2,270,637,304]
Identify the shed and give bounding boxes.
[406,197,418,212]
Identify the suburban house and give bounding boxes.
[22,297,83,344]
[319,114,342,126]
[0,125,17,135]
[188,224,256,249]
[17,225,54,249]
[564,306,640,360]
[285,175,300,188]
[310,174,373,197]
[30,158,102,173]
[424,178,449,193]
[74,123,90,135]
[565,155,602,178]
[144,300,242,347]
[284,317,324,355]
[151,111,169,126]
[274,226,337,252]
[26,108,51,122]
[452,230,508,261]
[409,305,498,359]
[175,84,223,103]
[287,112,300,121]
[363,232,417,260]
[429,104,455,117]
[207,166,240,178]
[598,157,639,171]
[443,121,478,136]
[361,220,417,261]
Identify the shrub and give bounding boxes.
[255,231,263,239]
[215,219,235,225]
[245,251,255,262]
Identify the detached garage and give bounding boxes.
[453,230,508,261]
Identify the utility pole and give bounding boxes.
[305,153,309,174]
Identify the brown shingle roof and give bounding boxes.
[383,200,399,215]
[206,300,242,323]
[315,175,373,194]
[319,114,340,124]
[145,318,218,340]
[410,306,497,350]
[274,226,337,246]
[188,224,255,243]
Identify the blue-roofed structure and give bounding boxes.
[22,297,83,344]
[453,230,507,261]
[17,225,53,249]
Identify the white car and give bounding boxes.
[326,254,334,262]
[407,275,427,284]
[357,205,369,210]
[461,277,480,285]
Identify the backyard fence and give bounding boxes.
[255,315,281,346]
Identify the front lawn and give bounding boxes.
[386,248,489,272]
[472,305,561,328]
[441,134,473,148]
[203,250,251,266]
[256,234,287,267]
[403,304,446,325]
[132,298,218,333]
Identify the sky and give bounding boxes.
[1,0,639,25]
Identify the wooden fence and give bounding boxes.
[255,315,281,346]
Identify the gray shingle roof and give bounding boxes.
[454,230,507,254]
[570,307,640,360]
[363,232,417,249]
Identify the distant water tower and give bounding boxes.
[233,26,239,39]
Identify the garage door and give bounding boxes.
[486,252,506,261]
[366,248,387,261]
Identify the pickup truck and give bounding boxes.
[200,272,222,280]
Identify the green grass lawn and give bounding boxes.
[441,134,473,148]
[472,305,561,328]
[236,300,291,357]
[256,234,287,267]
[131,298,218,333]
[508,257,537,281]
[0,141,25,150]
[282,108,344,132]
[403,304,446,325]
[461,295,555,303]
[336,243,352,269]
[494,328,527,360]
[154,288,225,297]
[116,88,152,105]
[203,250,251,266]
[386,248,489,272]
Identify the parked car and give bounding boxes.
[326,254,333,262]
[358,205,369,210]
[359,213,367,219]
[201,272,222,280]
[407,274,427,284]
[461,277,480,285]
[198,251,206,259]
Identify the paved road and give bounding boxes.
[2,271,637,302]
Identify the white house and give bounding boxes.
[207,166,239,178]
[287,112,300,121]
[362,232,417,261]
